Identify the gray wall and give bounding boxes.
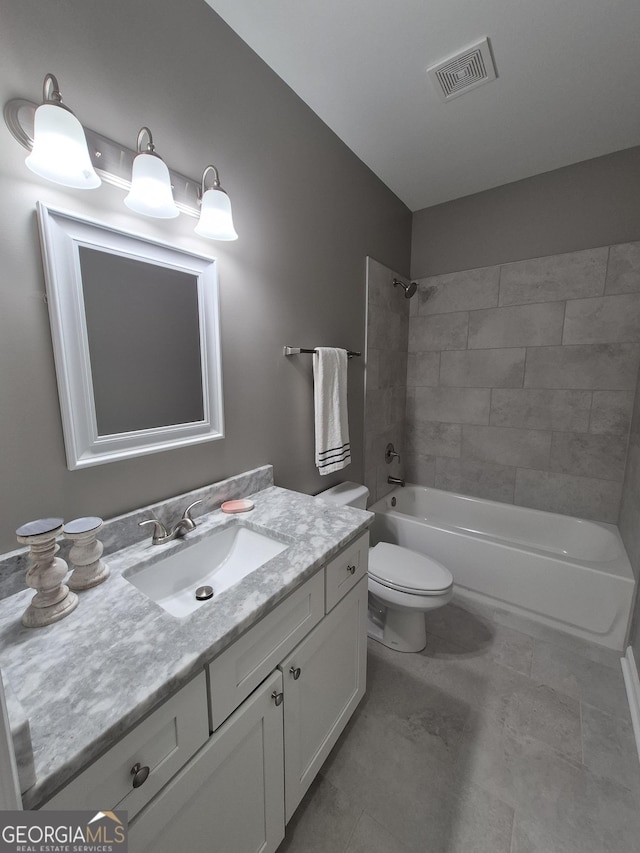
[405,243,640,522]
[0,0,411,552]
[411,146,640,279]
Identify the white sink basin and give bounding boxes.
[124,524,289,618]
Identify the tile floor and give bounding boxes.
[277,599,640,853]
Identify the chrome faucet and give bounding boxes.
[138,500,202,545]
[388,476,405,487]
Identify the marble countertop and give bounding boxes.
[0,484,371,809]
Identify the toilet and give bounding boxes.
[317,482,454,653]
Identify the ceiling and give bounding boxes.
[203,0,640,212]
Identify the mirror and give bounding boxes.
[36,203,224,469]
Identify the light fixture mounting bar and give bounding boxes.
[3,98,201,218]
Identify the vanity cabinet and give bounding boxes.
[128,669,285,853]
[280,575,367,821]
[39,531,370,853]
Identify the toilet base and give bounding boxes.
[367,605,427,653]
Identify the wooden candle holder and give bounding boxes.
[16,519,78,628]
[64,517,110,591]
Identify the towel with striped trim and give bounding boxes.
[313,347,351,475]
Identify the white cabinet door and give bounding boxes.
[279,577,367,822]
[129,670,285,853]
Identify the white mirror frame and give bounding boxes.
[36,202,224,469]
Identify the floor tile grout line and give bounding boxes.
[341,806,365,853]
[579,696,636,725]
[508,809,517,853]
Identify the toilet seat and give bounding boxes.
[369,542,453,596]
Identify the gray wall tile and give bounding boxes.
[405,420,461,458]
[590,390,635,435]
[407,387,491,424]
[379,351,408,389]
[368,303,409,350]
[404,452,436,487]
[366,348,380,390]
[364,259,411,483]
[499,248,607,306]
[407,352,440,386]
[605,241,640,295]
[366,387,406,436]
[417,266,500,315]
[524,344,640,390]
[365,388,390,435]
[549,433,627,481]
[385,245,640,525]
[468,303,564,349]
[463,425,551,469]
[436,457,516,503]
[490,389,591,432]
[514,469,622,522]
[563,293,640,345]
[440,348,525,388]
[409,312,468,351]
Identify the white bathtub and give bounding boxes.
[369,485,635,651]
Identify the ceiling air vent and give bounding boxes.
[427,37,497,102]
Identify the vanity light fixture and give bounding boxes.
[4,73,238,238]
[124,127,179,219]
[195,165,238,240]
[24,73,101,190]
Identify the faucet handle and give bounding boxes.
[181,500,202,530]
[138,518,168,544]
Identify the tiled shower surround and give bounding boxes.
[403,241,640,522]
[364,258,409,501]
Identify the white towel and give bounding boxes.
[313,347,351,475]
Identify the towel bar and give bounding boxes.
[283,346,361,358]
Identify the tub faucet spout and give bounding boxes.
[388,476,405,487]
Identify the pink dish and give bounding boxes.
[221,499,255,514]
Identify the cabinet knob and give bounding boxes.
[347,564,356,575]
[130,762,150,788]
[289,666,301,680]
[272,690,284,706]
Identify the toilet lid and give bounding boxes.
[369,542,453,594]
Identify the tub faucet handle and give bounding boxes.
[385,443,401,464]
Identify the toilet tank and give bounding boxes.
[316,481,369,509]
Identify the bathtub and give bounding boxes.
[369,485,635,651]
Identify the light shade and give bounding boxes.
[195,187,238,240]
[26,103,101,189]
[124,152,179,219]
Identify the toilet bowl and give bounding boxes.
[316,482,454,653]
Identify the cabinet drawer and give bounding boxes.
[208,571,324,730]
[41,671,208,820]
[325,531,369,612]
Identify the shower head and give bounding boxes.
[392,278,418,299]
